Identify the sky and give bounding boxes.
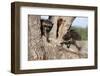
[41,16,88,28]
[41,16,49,19]
[72,17,88,28]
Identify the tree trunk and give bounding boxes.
[28,15,46,60]
[28,15,81,60]
[49,16,75,43]
[44,16,79,59]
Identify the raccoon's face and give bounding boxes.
[42,20,53,33]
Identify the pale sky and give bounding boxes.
[41,16,49,19]
[72,17,88,28]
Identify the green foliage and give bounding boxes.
[71,26,88,40]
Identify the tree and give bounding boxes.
[28,15,82,60]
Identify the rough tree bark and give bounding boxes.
[28,15,82,61]
[28,15,46,60]
[49,16,75,44]
[45,16,79,59]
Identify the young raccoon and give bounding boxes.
[40,19,53,42]
[60,29,81,51]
